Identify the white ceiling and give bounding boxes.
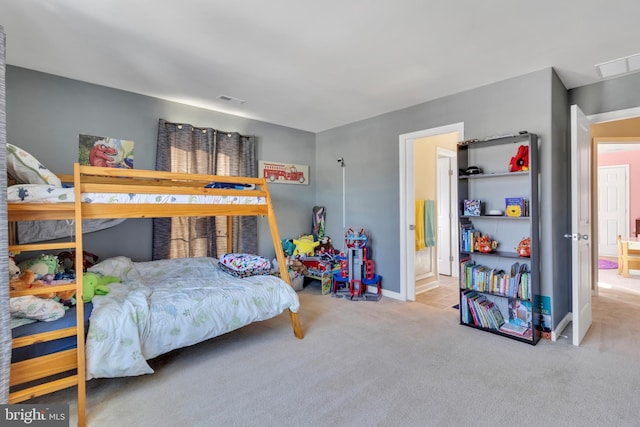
[2,1,640,133]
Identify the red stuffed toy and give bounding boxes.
[509,145,529,172]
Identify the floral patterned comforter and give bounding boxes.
[85,256,299,379]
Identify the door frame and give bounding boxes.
[398,122,464,301]
[436,147,458,277]
[588,107,640,293]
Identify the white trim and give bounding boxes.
[416,280,439,294]
[436,147,458,278]
[553,312,573,342]
[399,122,464,302]
[588,106,640,123]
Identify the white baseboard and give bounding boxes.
[416,281,439,294]
[552,312,572,342]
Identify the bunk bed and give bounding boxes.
[8,163,304,427]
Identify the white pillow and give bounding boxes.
[7,143,62,186]
[10,296,65,322]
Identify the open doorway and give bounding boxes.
[398,122,463,302]
[595,135,640,295]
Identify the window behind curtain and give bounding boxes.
[153,119,257,260]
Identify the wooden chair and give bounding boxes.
[617,235,640,278]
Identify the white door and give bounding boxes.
[597,165,629,256]
[437,152,455,276]
[570,104,593,346]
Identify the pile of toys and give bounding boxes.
[278,207,381,301]
[332,228,381,301]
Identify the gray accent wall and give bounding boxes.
[569,72,640,115]
[316,68,572,328]
[6,66,316,261]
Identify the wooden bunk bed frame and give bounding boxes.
[8,164,304,427]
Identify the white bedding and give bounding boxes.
[84,256,299,379]
[7,184,266,204]
[8,183,265,243]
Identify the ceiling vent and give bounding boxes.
[596,53,640,79]
[217,94,246,105]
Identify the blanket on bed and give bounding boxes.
[85,256,299,379]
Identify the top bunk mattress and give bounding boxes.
[8,184,266,205]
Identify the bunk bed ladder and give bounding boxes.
[8,166,86,426]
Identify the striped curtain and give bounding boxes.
[152,119,257,260]
[0,25,10,404]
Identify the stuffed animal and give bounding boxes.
[57,250,99,273]
[315,236,337,255]
[281,239,296,257]
[509,145,529,172]
[8,252,20,280]
[289,258,309,276]
[18,254,61,279]
[516,237,531,257]
[292,235,319,256]
[10,269,56,299]
[82,272,118,303]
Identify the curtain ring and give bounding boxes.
[177,124,182,130]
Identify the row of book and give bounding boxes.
[461,290,533,339]
[461,289,505,330]
[459,225,483,253]
[460,259,531,300]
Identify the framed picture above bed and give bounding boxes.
[79,133,135,168]
[259,160,309,185]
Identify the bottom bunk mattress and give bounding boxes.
[11,303,93,362]
[85,256,300,379]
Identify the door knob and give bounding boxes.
[564,233,589,241]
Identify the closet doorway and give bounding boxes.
[398,123,463,301]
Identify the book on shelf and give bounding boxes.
[462,290,505,330]
[505,197,529,217]
[507,298,532,329]
[463,199,482,216]
[499,322,532,338]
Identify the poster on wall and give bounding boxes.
[79,134,135,168]
[259,160,308,185]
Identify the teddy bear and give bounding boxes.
[10,269,57,299]
[315,236,337,256]
[292,234,319,257]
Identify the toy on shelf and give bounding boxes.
[332,228,382,301]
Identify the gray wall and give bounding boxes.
[7,64,585,330]
[316,68,572,326]
[550,71,571,328]
[569,72,640,115]
[6,66,316,261]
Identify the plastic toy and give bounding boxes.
[509,145,529,172]
[516,237,531,257]
[332,228,381,301]
[475,235,498,253]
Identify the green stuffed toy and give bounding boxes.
[82,272,119,303]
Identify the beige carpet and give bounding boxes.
[27,279,640,427]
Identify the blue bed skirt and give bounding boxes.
[11,303,93,363]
